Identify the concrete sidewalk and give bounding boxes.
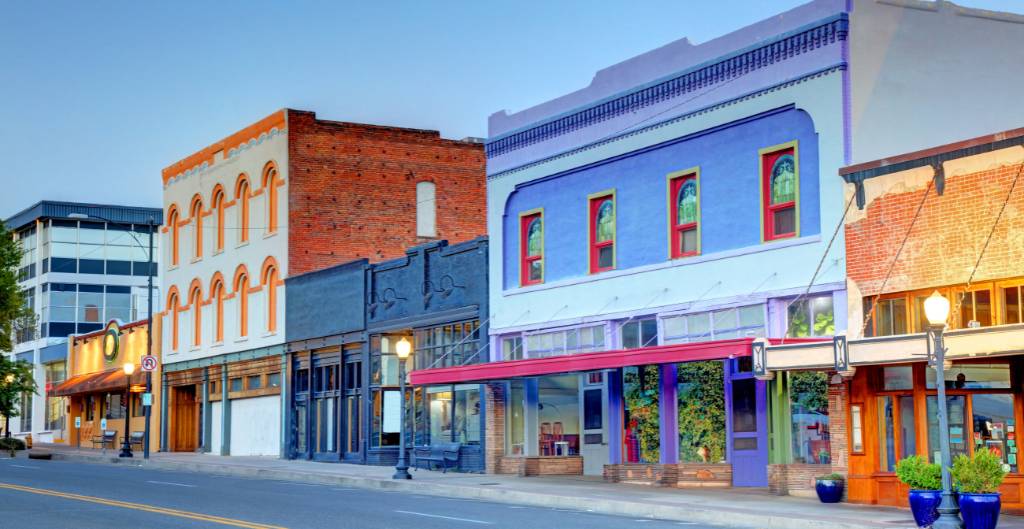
[26,444,1024,529]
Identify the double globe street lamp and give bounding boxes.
[393,337,413,480]
[119,362,135,458]
[923,291,964,529]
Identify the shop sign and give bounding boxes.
[100,418,108,430]
[74,417,81,429]
[102,321,121,362]
[142,393,152,407]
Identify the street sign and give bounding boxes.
[100,418,107,430]
[142,393,152,407]
[141,355,158,372]
[74,417,81,429]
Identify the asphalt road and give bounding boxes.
[0,458,723,529]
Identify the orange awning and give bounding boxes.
[51,370,145,397]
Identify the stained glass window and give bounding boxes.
[595,200,614,242]
[678,181,698,224]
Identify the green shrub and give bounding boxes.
[951,448,1007,494]
[896,455,942,490]
[0,437,26,451]
[817,473,844,481]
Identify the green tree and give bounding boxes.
[0,220,39,438]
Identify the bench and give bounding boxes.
[412,442,461,473]
[125,431,145,451]
[91,430,117,453]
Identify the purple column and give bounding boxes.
[607,369,623,465]
[659,363,679,464]
[723,359,734,464]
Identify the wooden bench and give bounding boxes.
[91,430,117,453]
[412,442,461,473]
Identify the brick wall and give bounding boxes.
[484,383,505,474]
[846,156,1024,298]
[603,463,732,488]
[827,380,849,475]
[286,110,487,276]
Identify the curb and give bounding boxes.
[44,451,899,529]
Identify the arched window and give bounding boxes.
[233,266,249,338]
[166,288,180,351]
[166,205,180,267]
[519,210,543,286]
[210,274,225,343]
[762,144,798,241]
[262,162,279,235]
[188,280,203,347]
[211,185,226,253]
[261,257,280,333]
[669,172,700,259]
[416,181,436,237]
[589,192,615,273]
[190,194,204,260]
[235,174,251,244]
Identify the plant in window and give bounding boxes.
[677,361,726,463]
[624,366,660,463]
[814,311,835,336]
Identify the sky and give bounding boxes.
[1,0,1020,219]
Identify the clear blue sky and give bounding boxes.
[1,0,1018,218]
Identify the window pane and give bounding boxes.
[773,207,796,236]
[621,321,639,349]
[529,260,542,281]
[687,313,711,341]
[506,380,526,455]
[230,378,243,392]
[851,405,864,453]
[624,366,660,463]
[1004,287,1021,324]
[731,378,756,433]
[595,200,614,242]
[926,395,968,464]
[926,363,1010,390]
[712,309,737,335]
[677,180,698,224]
[899,396,916,460]
[51,225,77,243]
[882,366,913,390]
[538,375,580,457]
[583,388,602,430]
[787,300,811,338]
[454,384,480,445]
[640,319,658,347]
[770,153,797,204]
[662,316,686,344]
[526,218,542,256]
[971,394,1016,473]
[878,396,895,472]
[598,246,613,269]
[789,371,829,464]
[680,228,698,254]
[247,375,262,390]
[51,242,77,258]
[677,361,725,463]
[810,296,835,336]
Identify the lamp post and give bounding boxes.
[119,362,135,458]
[69,213,155,459]
[393,337,413,480]
[924,291,964,529]
[3,373,14,439]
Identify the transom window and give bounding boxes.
[669,172,700,258]
[761,144,798,241]
[525,325,606,358]
[589,192,615,273]
[1003,285,1024,324]
[520,211,543,286]
[785,296,835,338]
[620,318,658,349]
[662,305,765,344]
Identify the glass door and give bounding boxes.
[580,372,608,476]
[312,363,340,461]
[342,353,363,461]
[291,364,310,459]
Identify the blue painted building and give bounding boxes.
[410,0,1024,488]
[285,238,489,471]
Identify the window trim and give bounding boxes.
[587,189,616,274]
[518,208,544,287]
[666,167,701,259]
[759,141,800,242]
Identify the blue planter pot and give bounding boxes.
[959,493,1000,529]
[815,479,844,503]
[908,490,942,528]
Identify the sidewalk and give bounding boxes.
[26,444,1024,529]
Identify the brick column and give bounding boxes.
[484,383,506,474]
[827,375,849,475]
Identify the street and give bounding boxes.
[0,459,719,529]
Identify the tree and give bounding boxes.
[0,220,38,437]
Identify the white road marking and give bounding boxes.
[331,487,358,492]
[145,480,196,488]
[10,465,38,469]
[395,510,493,525]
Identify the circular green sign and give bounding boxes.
[103,323,120,362]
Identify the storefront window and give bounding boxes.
[414,321,480,370]
[453,385,481,445]
[878,396,896,472]
[786,296,835,338]
[44,362,67,432]
[19,392,32,432]
[926,363,1010,390]
[426,387,452,443]
[623,365,659,463]
[538,375,579,456]
[677,361,725,463]
[506,380,526,455]
[105,393,125,420]
[865,297,908,337]
[789,371,829,464]
[926,395,969,464]
[970,393,1017,473]
[882,366,914,390]
[370,388,403,447]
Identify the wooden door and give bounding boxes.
[172,385,199,452]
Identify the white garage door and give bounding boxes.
[210,401,222,453]
[229,395,280,456]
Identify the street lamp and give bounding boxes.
[924,291,964,529]
[3,374,14,439]
[119,362,135,458]
[393,337,413,480]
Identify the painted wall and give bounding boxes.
[285,259,367,343]
[229,395,281,456]
[501,108,820,289]
[849,0,1024,164]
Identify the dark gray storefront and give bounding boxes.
[285,238,489,471]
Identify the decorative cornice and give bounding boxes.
[486,15,848,160]
[487,65,844,182]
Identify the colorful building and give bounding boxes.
[53,318,162,454]
[4,201,162,443]
[285,238,488,469]
[158,109,486,457]
[411,0,1024,490]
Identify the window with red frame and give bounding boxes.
[589,194,615,273]
[762,146,798,241]
[520,212,544,286]
[670,174,699,258]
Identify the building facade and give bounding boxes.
[285,238,489,470]
[412,0,1024,490]
[4,201,162,443]
[158,109,486,457]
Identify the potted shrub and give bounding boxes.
[951,448,1006,529]
[896,455,942,528]
[815,473,844,503]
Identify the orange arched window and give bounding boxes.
[261,257,280,333]
[211,185,226,252]
[166,287,180,351]
[262,162,279,235]
[235,174,251,244]
[189,194,204,259]
[188,280,203,347]
[233,265,249,338]
[167,205,180,267]
[210,274,225,343]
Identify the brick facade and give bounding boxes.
[286,109,487,276]
[484,383,505,474]
[767,464,831,498]
[846,155,1024,299]
[603,463,733,488]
